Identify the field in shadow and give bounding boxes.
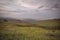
[0,19,60,40]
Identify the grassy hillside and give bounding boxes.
[0,19,60,40]
[33,19,60,30]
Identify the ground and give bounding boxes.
[0,19,60,40]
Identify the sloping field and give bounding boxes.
[33,19,60,30]
[0,19,60,40]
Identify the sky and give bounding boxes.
[0,0,60,20]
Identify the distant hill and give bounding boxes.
[33,19,60,29]
[0,17,60,29]
[0,17,37,23]
[0,17,22,22]
[34,19,60,26]
[22,19,37,22]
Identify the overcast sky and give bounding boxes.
[0,0,60,20]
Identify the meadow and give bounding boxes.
[0,19,60,40]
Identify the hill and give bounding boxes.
[0,18,60,40]
[33,19,60,30]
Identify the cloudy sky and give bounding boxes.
[0,0,60,20]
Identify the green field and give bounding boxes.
[0,19,60,40]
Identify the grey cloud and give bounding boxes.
[0,0,60,20]
[52,3,60,8]
[0,9,60,20]
[0,0,60,10]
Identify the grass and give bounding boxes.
[33,19,60,29]
[0,19,60,40]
